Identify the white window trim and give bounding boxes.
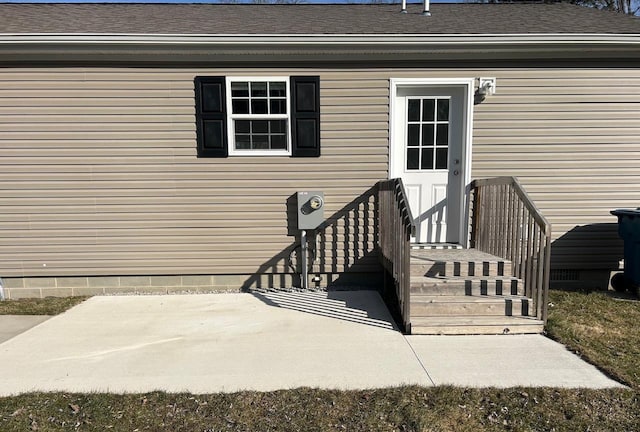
[226,76,292,156]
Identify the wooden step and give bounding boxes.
[410,316,544,335]
[410,295,531,317]
[410,276,523,296]
[410,260,512,277]
[410,249,512,277]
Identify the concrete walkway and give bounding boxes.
[0,314,50,344]
[0,291,622,395]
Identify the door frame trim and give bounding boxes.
[389,77,475,246]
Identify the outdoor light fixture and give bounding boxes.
[477,77,497,97]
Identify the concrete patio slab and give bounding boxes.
[0,291,623,395]
[406,334,624,388]
[0,315,50,344]
[0,291,431,395]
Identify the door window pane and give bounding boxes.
[422,124,434,146]
[435,148,448,169]
[408,99,420,122]
[407,125,420,147]
[437,99,449,121]
[436,124,449,146]
[406,148,419,170]
[421,148,434,170]
[422,99,435,122]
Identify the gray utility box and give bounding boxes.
[297,191,325,230]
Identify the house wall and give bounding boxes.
[1,65,638,297]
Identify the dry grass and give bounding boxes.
[0,297,88,316]
[1,387,639,432]
[546,289,640,389]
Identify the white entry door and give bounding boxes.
[391,83,471,244]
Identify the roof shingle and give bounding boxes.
[0,3,639,35]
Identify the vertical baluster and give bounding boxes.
[542,232,551,322]
[491,184,498,256]
[514,198,524,280]
[525,212,534,299]
[530,224,540,315]
[509,186,518,277]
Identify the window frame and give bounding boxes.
[225,76,292,157]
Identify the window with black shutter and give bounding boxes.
[194,75,320,158]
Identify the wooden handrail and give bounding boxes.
[471,177,551,322]
[377,178,415,332]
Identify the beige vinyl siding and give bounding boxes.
[471,69,640,270]
[0,68,386,279]
[1,66,638,282]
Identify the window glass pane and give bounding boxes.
[235,134,251,150]
[435,148,448,169]
[422,124,434,146]
[251,99,268,114]
[421,148,434,170]
[408,99,420,122]
[270,99,287,114]
[251,82,267,97]
[269,82,286,97]
[436,124,449,146]
[252,120,268,133]
[270,120,286,133]
[271,135,286,150]
[407,124,420,147]
[422,99,435,122]
[406,148,419,170]
[437,99,450,122]
[253,135,269,149]
[232,99,249,114]
[235,120,250,134]
[231,82,249,98]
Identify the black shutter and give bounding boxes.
[194,76,228,158]
[291,76,320,157]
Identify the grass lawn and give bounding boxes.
[0,290,639,431]
[0,297,88,316]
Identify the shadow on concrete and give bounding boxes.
[251,289,396,330]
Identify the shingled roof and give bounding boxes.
[1,2,639,35]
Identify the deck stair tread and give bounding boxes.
[411,295,529,302]
[410,315,544,335]
[407,247,542,335]
[410,248,508,262]
[410,275,523,296]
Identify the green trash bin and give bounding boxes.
[610,208,640,297]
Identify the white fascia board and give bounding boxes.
[1,33,640,45]
[1,33,640,63]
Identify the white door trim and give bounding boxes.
[389,77,475,246]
